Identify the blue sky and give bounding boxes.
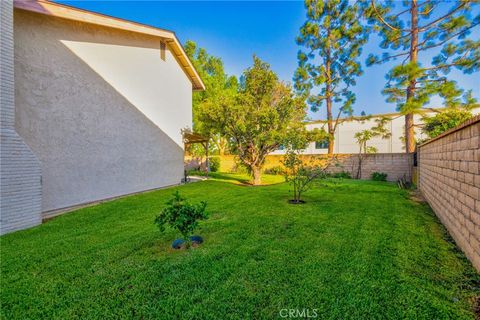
[59,1,479,120]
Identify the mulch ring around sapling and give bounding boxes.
[172,236,204,250]
[288,199,306,204]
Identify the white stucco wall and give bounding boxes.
[14,10,192,213]
[271,108,480,155]
[305,114,427,154]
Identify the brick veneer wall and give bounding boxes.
[187,153,412,182]
[418,116,480,271]
[0,1,42,235]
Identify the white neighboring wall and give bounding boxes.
[1,2,42,235]
[305,114,428,154]
[271,108,480,155]
[14,10,192,214]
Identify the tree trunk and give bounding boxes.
[326,95,334,155]
[251,166,262,185]
[405,113,415,152]
[356,143,364,179]
[356,155,362,179]
[325,37,334,155]
[295,186,302,203]
[205,141,209,178]
[217,137,227,156]
[405,0,418,153]
[293,180,298,202]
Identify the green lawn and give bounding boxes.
[208,171,285,185]
[189,171,285,185]
[1,177,479,319]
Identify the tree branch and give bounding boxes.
[419,1,437,16]
[418,21,480,51]
[371,0,409,32]
[376,50,411,64]
[394,6,412,18]
[419,2,467,31]
[424,49,471,71]
[389,31,412,44]
[333,107,346,133]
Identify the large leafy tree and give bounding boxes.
[366,0,479,153]
[295,0,369,154]
[184,41,238,155]
[199,56,306,185]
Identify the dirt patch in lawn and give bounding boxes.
[409,189,427,204]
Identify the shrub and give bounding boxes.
[264,165,285,175]
[333,171,351,179]
[230,163,248,174]
[422,109,473,138]
[187,169,206,177]
[209,157,220,172]
[154,191,208,248]
[371,172,388,181]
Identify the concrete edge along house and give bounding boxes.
[0,0,205,234]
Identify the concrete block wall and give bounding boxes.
[418,116,480,271]
[205,153,412,182]
[323,153,412,181]
[0,1,42,235]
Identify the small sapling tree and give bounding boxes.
[154,191,208,248]
[354,117,391,179]
[282,127,330,204]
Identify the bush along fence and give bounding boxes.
[418,115,480,272]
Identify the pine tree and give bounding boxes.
[366,0,479,153]
[295,0,369,154]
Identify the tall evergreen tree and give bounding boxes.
[366,0,479,152]
[295,0,369,154]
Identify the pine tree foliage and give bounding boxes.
[295,0,369,154]
[366,0,479,152]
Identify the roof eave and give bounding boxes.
[13,0,205,91]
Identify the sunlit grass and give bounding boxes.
[1,179,479,319]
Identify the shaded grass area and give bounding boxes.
[188,170,284,185]
[1,179,479,319]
